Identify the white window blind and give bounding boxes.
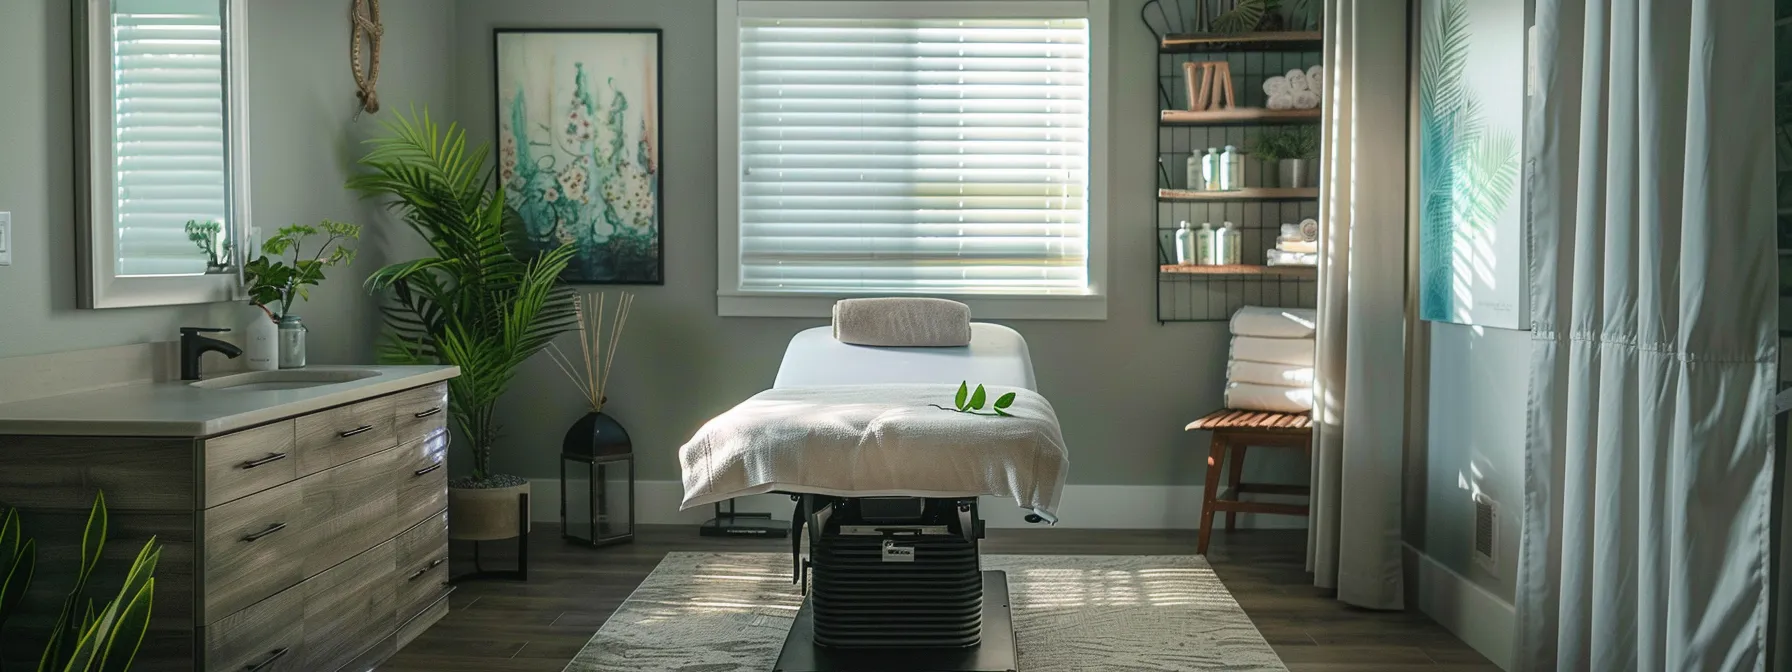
[734,15,1090,296]
[112,0,227,277]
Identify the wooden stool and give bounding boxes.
[1185,409,1313,555]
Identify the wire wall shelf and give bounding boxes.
[1145,0,1323,323]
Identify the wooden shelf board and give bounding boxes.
[1161,31,1324,53]
[1159,188,1318,202]
[1160,108,1322,126]
[1160,264,1317,276]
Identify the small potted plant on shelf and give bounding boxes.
[1250,126,1320,188]
[349,109,577,549]
[183,219,231,274]
[243,221,362,369]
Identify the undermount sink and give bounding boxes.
[190,369,382,391]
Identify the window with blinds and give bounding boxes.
[732,14,1090,297]
[112,0,228,277]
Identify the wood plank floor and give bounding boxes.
[381,525,1496,672]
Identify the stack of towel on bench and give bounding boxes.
[1224,306,1317,414]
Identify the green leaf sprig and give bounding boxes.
[931,381,1018,417]
[244,220,362,321]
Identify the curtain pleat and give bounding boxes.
[1517,0,1777,668]
[1307,0,1407,610]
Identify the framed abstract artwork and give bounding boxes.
[494,28,663,284]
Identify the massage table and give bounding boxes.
[680,322,1068,672]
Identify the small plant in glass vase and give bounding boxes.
[243,221,362,322]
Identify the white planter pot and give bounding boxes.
[448,481,532,541]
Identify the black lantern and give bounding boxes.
[560,410,635,547]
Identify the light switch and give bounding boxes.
[0,212,11,266]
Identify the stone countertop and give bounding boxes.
[0,365,459,438]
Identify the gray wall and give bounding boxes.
[453,0,1306,487]
[1422,323,1526,602]
[0,0,454,363]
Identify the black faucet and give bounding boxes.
[180,327,243,381]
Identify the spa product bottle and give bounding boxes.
[243,306,277,371]
[1185,155,1202,191]
[1197,222,1216,265]
[1212,222,1232,266]
[1220,145,1244,190]
[1202,147,1222,190]
[1175,221,1196,265]
[1222,221,1242,264]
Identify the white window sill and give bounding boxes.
[718,293,1107,320]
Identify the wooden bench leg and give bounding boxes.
[1197,434,1228,555]
[1225,444,1247,532]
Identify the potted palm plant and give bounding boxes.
[348,109,577,543]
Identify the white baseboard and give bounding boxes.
[528,479,1311,530]
[1408,544,1516,670]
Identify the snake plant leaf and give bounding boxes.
[78,492,107,584]
[93,577,155,672]
[994,392,1017,410]
[970,385,987,410]
[0,537,34,631]
[955,382,969,410]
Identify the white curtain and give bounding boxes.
[1516,0,1778,668]
[1307,0,1408,610]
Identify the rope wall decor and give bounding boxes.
[351,0,383,115]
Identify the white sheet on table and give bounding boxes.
[775,323,1036,390]
[679,383,1068,520]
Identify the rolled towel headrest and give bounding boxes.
[832,298,973,347]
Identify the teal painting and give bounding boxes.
[496,30,662,284]
[1418,0,1525,327]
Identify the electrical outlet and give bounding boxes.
[0,211,12,266]
[1472,493,1499,573]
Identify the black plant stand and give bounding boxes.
[450,492,529,583]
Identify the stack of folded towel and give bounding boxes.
[1266,218,1320,267]
[1263,66,1324,110]
[1224,306,1317,414]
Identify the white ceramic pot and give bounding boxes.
[447,480,532,541]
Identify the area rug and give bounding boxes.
[563,552,1287,672]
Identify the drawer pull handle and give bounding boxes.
[239,452,288,469]
[413,407,443,419]
[338,424,375,438]
[245,647,288,671]
[413,463,443,477]
[407,558,446,581]
[242,522,287,542]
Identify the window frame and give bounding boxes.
[715,0,1109,320]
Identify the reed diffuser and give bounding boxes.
[547,292,637,458]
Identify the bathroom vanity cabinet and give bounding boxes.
[0,369,457,672]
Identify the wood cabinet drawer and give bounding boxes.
[301,539,397,671]
[202,580,305,672]
[300,447,401,577]
[396,431,448,530]
[393,383,449,440]
[295,395,396,475]
[202,421,297,508]
[202,481,308,623]
[398,593,450,651]
[394,512,449,625]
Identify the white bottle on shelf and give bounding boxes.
[1185,155,1202,191]
[1220,145,1245,191]
[1213,222,1232,266]
[1175,221,1196,265]
[1202,147,1222,191]
[1223,221,1243,264]
[1197,223,1216,265]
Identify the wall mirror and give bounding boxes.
[76,0,250,309]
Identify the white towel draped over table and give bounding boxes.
[678,383,1069,521]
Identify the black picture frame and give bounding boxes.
[492,28,665,285]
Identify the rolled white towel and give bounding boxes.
[1285,69,1310,92]
[1262,75,1291,98]
[1225,381,1314,414]
[1267,93,1296,110]
[1230,305,1318,339]
[1306,65,1324,90]
[1293,91,1321,110]
[1230,335,1315,367]
[1227,359,1315,387]
[832,297,972,347]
